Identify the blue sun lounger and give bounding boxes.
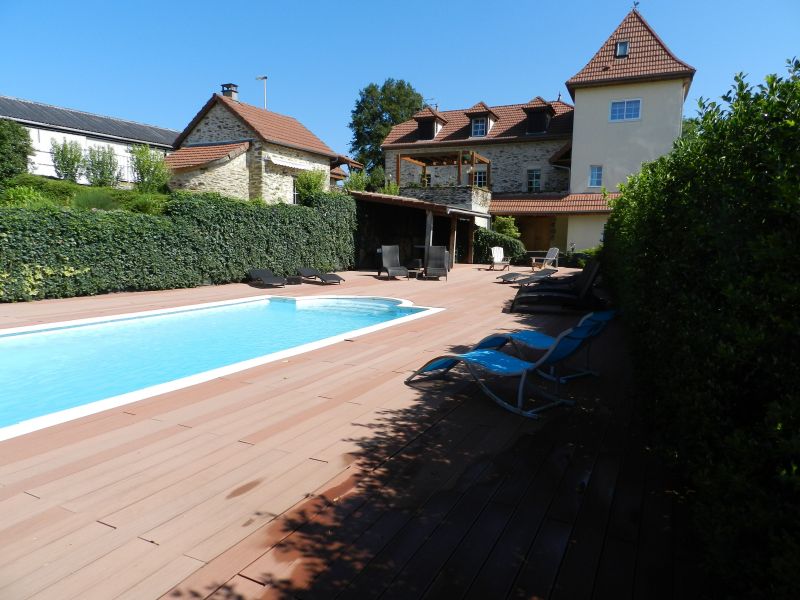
[405,323,598,418]
[473,310,616,382]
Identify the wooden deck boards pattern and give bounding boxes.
[0,266,694,599]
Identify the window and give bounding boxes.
[471,117,487,137]
[589,165,603,188]
[610,98,641,121]
[615,41,629,58]
[291,177,299,203]
[526,169,541,192]
[473,170,487,187]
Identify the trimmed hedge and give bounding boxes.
[0,191,357,302]
[473,228,526,265]
[603,63,800,598]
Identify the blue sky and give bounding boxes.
[1,0,798,155]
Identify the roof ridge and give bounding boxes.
[427,99,570,115]
[630,9,696,72]
[0,94,180,133]
[216,94,307,125]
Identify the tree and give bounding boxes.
[130,144,170,192]
[493,216,521,239]
[51,139,84,182]
[0,120,33,182]
[348,78,424,172]
[84,145,119,187]
[294,169,326,203]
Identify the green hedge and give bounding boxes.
[603,63,800,598]
[473,228,526,265]
[0,191,357,302]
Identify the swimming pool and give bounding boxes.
[0,295,441,441]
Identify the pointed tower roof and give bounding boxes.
[566,9,695,98]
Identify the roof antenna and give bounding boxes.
[557,91,562,101]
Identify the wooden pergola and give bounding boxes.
[395,150,492,187]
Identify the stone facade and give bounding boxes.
[169,152,249,200]
[385,139,569,196]
[176,103,331,203]
[399,185,492,214]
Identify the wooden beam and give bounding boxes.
[400,156,427,168]
[396,153,401,185]
[473,151,491,165]
[422,164,427,186]
[424,210,434,265]
[467,219,475,263]
[487,162,492,188]
[457,151,462,186]
[449,215,458,268]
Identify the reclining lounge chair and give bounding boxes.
[380,245,409,279]
[405,323,598,419]
[298,267,345,285]
[248,269,286,287]
[511,260,603,312]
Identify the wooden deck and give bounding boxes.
[0,266,696,599]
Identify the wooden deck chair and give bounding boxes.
[489,246,511,271]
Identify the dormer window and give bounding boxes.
[615,41,629,58]
[418,120,435,140]
[471,117,487,137]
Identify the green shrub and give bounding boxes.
[50,139,84,182]
[0,120,33,182]
[84,145,119,187]
[492,215,521,239]
[603,61,800,598]
[4,173,81,205]
[293,170,326,203]
[0,186,60,209]
[0,191,357,301]
[473,228,526,264]
[130,144,170,193]
[122,193,167,215]
[379,180,400,195]
[343,169,368,191]
[72,188,123,211]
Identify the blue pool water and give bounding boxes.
[0,297,425,430]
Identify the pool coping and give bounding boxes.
[0,294,444,442]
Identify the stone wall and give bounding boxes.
[399,186,491,214]
[169,152,250,200]
[385,139,570,195]
[260,141,330,204]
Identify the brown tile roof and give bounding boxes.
[165,141,249,171]
[330,166,347,180]
[173,95,336,158]
[464,101,499,120]
[413,106,448,123]
[383,100,573,149]
[522,96,552,112]
[566,9,695,98]
[490,192,619,215]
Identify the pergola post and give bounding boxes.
[449,215,458,268]
[422,164,427,186]
[487,162,492,189]
[424,209,434,264]
[396,154,401,185]
[457,150,462,186]
[467,219,475,263]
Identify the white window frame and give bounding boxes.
[526,168,541,192]
[589,165,603,188]
[609,98,641,122]
[291,177,299,204]
[471,117,487,137]
[473,170,487,187]
[615,41,629,58]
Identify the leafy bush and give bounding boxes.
[0,186,60,209]
[4,173,82,205]
[0,191,357,301]
[492,215,521,239]
[379,180,400,195]
[603,61,800,598]
[0,120,33,182]
[50,139,84,182]
[130,144,170,193]
[343,169,368,191]
[123,193,167,215]
[84,145,119,187]
[72,188,123,211]
[473,228,526,265]
[293,170,326,203]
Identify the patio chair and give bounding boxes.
[298,267,345,285]
[511,260,603,312]
[496,272,527,283]
[405,323,599,419]
[248,268,286,287]
[489,246,511,271]
[473,310,617,382]
[380,245,409,279]
[531,247,559,270]
[424,245,448,280]
[512,268,558,286]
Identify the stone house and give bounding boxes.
[382,8,694,252]
[167,85,357,203]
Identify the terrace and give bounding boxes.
[0,267,696,599]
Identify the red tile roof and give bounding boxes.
[522,96,552,112]
[566,10,694,98]
[173,95,336,158]
[490,193,619,215]
[330,166,347,180]
[383,100,573,149]
[413,106,448,123]
[464,101,499,120]
[165,141,249,171]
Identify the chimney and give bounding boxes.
[220,83,239,101]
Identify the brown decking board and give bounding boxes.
[0,265,695,599]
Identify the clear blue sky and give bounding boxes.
[1,0,797,155]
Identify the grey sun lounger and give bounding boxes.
[513,268,558,286]
[248,268,286,287]
[496,272,528,283]
[511,260,603,312]
[424,245,448,280]
[298,267,345,285]
[380,245,409,279]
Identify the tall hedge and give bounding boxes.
[603,61,800,597]
[0,191,357,302]
[473,228,526,265]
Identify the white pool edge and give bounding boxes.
[0,295,444,442]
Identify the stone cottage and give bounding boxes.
[167,84,357,203]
